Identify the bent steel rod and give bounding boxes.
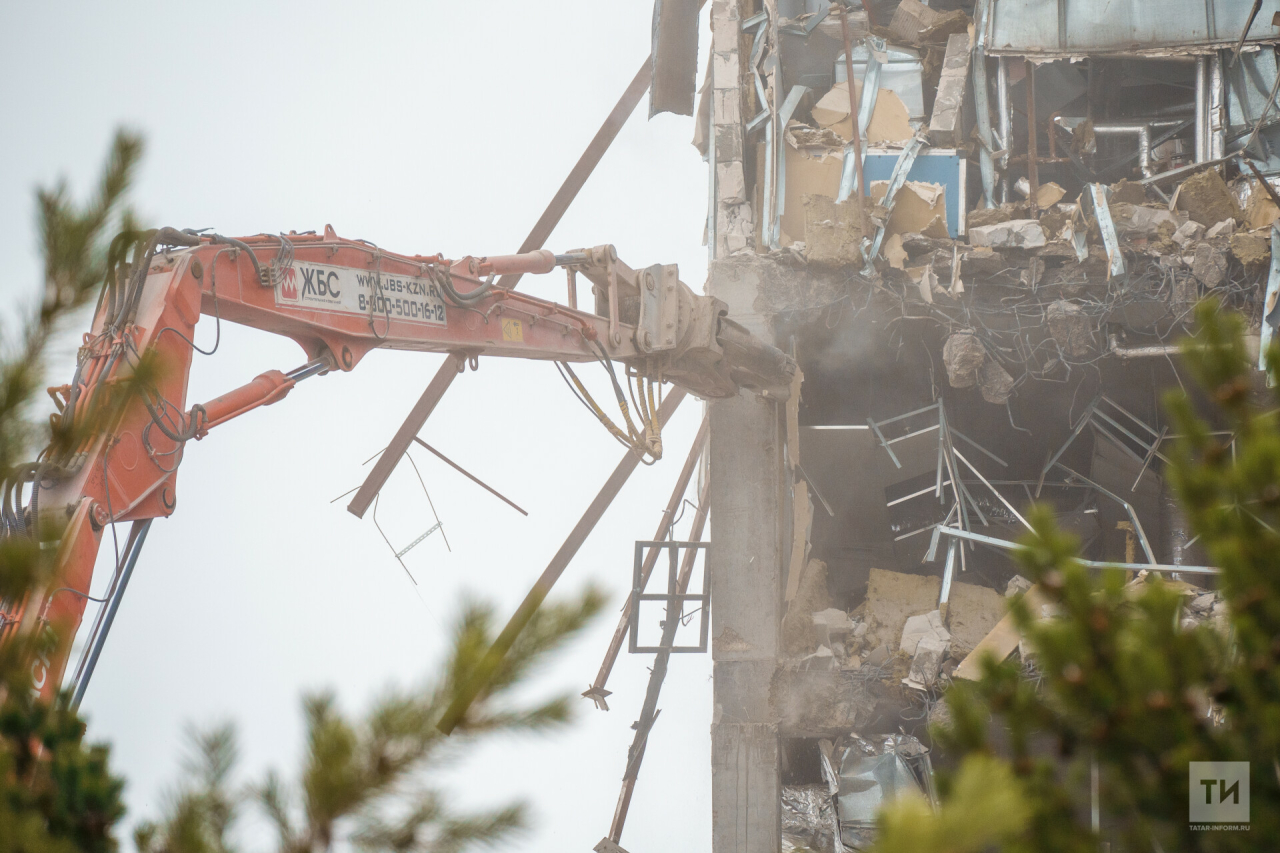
[438,388,687,734]
[585,414,709,709]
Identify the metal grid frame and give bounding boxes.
[628,540,710,654]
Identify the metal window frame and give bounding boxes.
[628,540,710,654]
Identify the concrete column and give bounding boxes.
[709,0,778,845]
[709,254,783,853]
[711,0,753,256]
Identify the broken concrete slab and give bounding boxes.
[1206,219,1235,240]
[864,644,890,667]
[1018,256,1045,289]
[946,581,1006,655]
[1172,220,1206,248]
[1110,203,1181,238]
[1189,592,1217,614]
[1243,180,1280,230]
[1046,299,1094,358]
[903,634,948,690]
[900,609,949,655]
[801,194,866,267]
[1191,242,1227,288]
[889,0,971,45]
[862,569,942,651]
[1109,179,1148,205]
[812,608,855,631]
[1005,575,1032,597]
[1034,182,1067,208]
[1176,168,1241,227]
[921,214,950,240]
[1230,231,1271,268]
[978,359,1016,404]
[966,206,1014,229]
[928,33,970,147]
[961,246,1008,275]
[943,332,985,388]
[969,219,1047,249]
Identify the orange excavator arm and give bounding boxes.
[0,225,793,703]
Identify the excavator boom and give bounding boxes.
[0,225,793,703]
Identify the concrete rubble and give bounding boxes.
[677,1,1273,849]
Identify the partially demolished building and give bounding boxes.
[674,1,1277,851]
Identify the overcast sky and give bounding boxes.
[0,3,715,850]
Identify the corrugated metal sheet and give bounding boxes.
[982,0,1280,57]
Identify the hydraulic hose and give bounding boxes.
[432,266,495,306]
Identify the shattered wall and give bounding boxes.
[699,1,1270,850]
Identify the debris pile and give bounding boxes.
[696,0,1280,389]
[782,732,936,853]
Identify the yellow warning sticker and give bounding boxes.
[501,318,524,342]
